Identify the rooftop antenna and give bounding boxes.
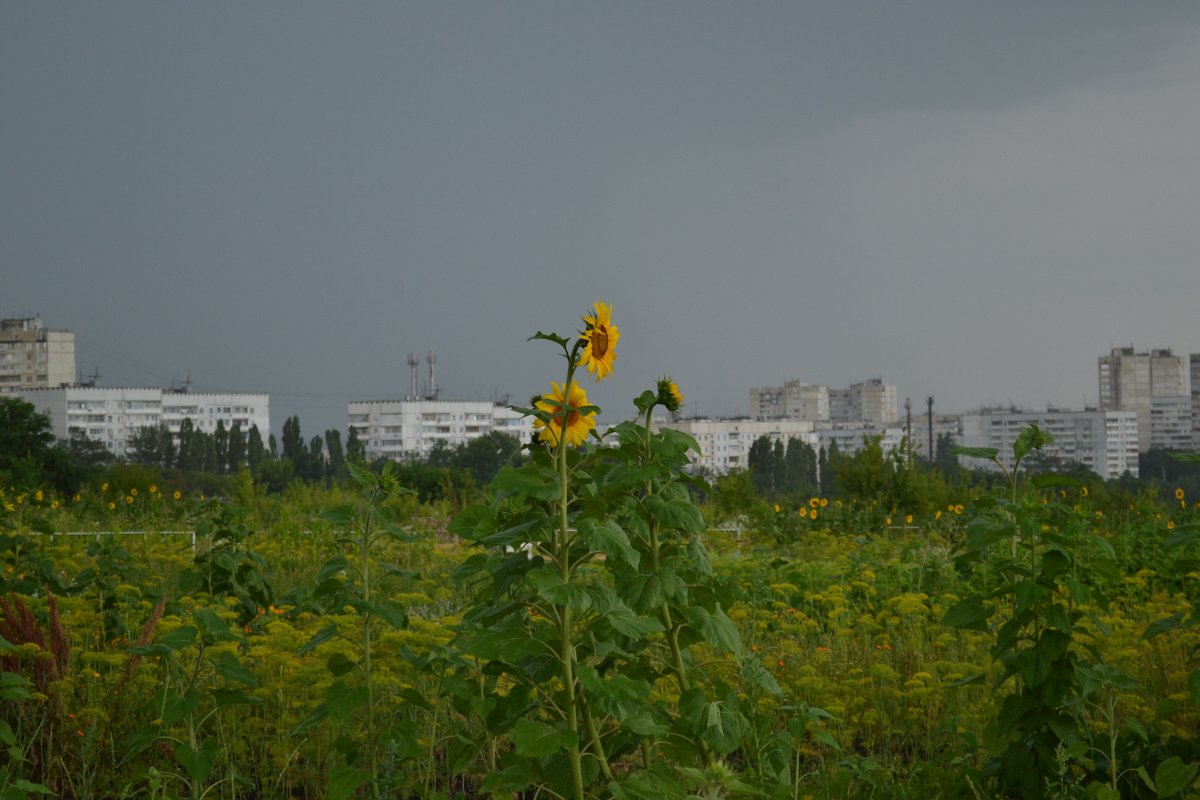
[407,352,420,400]
[81,366,101,387]
[426,351,437,400]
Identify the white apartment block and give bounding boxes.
[0,316,75,395]
[347,399,532,461]
[751,381,829,422]
[906,413,964,462]
[19,387,269,459]
[160,392,270,438]
[829,378,898,425]
[1150,396,1193,452]
[959,408,1139,480]
[816,424,907,459]
[1099,346,1187,452]
[652,417,818,475]
[1192,354,1200,451]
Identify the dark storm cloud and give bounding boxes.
[3,3,1199,434]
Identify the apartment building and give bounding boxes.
[829,378,898,425]
[347,399,532,461]
[19,387,269,458]
[750,380,829,422]
[0,316,75,395]
[958,408,1139,480]
[1098,346,1188,452]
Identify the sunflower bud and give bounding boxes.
[656,378,683,413]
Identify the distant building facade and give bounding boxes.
[651,417,818,474]
[829,378,898,425]
[19,387,269,459]
[1098,346,1188,452]
[959,408,1139,480]
[1192,354,1200,450]
[347,399,532,461]
[0,316,75,395]
[751,381,828,422]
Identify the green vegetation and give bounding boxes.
[4,300,1200,797]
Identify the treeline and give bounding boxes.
[745,434,964,514]
[740,430,1200,515]
[1,397,524,501]
[125,416,364,492]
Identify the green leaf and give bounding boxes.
[686,604,742,655]
[0,719,13,747]
[129,625,197,655]
[604,602,664,637]
[215,650,257,686]
[645,494,705,533]
[1155,757,1199,798]
[1030,473,1080,490]
[298,623,338,656]
[212,688,262,708]
[326,652,358,678]
[511,718,576,757]
[685,536,712,576]
[528,330,571,347]
[608,766,687,799]
[527,567,592,611]
[175,738,217,784]
[952,446,999,461]
[328,763,371,800]
[941,596,993,632]
[192,608,236,643]
[162,688,201,725]
[10,779,54,795]
[577,518,639,568]
[326,681,369,723]
[490,465,561,502]
[318,504,356,526]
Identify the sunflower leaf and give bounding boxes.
[528,330,571,348]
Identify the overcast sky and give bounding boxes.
[4,3,1200,438]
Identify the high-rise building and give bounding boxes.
[1098,346,1188,452]
[347,399,532,461]
[959,407,1138,480]
[828,378,898,425]
[0,316,75,394]
[750,380,828,422]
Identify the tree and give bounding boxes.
[307,435,326,482]
[282,417,303,464]
[66,429,112,469]
[346,426,365,465]
[453,431,522,485]
[213,420,229,475]
[748,437,775,496]
[324,429,345,481]
[0,397,72,490]
[227,422,246,473]
[247,425,266,473]
[127,424,168,467]
[784,438,819,497]
[176,418,194,470]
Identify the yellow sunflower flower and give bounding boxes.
[579,301,619,381]
[533,381,597,448]
[1175,488,1185,501]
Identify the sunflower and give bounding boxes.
[533,381,597,448]
[579,301,619,381]
[657,378,684,413]
[1175,488,1185,501]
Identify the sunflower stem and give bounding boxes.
[558,354,585,800]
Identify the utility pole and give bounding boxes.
[904,397,912,462]
[927,395,935,462]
